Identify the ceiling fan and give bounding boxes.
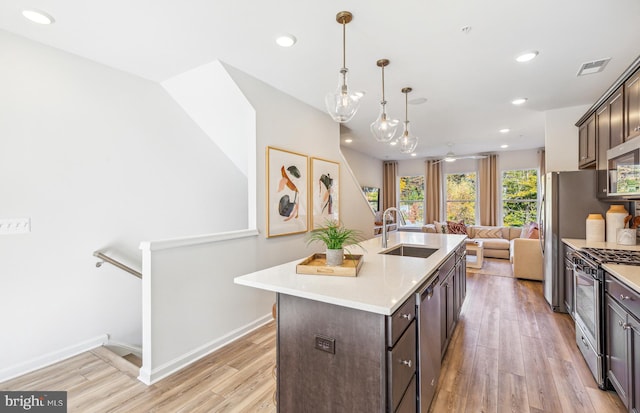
[434,144,488,163]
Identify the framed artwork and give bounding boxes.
[266,147,308,237]
[310,157,340,228]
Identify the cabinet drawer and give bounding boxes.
[387,296,416,347]
[395,374,416,413]
[439,254,456,283]
[387,320,416,412]
[606,273,640,317]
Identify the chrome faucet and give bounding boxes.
[381,207,406,248]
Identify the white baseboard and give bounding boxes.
[0,334,109,383]
[105,340,142,357]
[138,314,272,385]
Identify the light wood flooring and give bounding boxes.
[0,259,626,412]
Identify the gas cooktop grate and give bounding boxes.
[581,247,640,266]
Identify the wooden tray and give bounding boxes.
[296,253,364,277]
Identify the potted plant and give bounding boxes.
[306,219,364,266]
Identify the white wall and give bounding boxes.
[0,30,374,381]
[340,146,382,190]
[137,63,375,383]
[0,30,255,380]
[544,104,590,172]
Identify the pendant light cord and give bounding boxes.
[381,65,386,102]
[342,20,347,69]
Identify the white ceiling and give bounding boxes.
[2,0,640,160]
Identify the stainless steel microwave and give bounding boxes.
[607,138,640,197]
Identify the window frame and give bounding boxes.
[500,168,539,226]
[397,175,426,227]
[445,171,478,225]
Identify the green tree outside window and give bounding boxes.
[502,169,538,226]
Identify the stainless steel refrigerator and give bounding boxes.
[541,170,608,312]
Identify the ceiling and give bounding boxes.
[2,0,640,160]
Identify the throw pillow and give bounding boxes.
[474,227,503,239]
[447,220,468,235]
[434,221,449,234]
[528,227,540,239]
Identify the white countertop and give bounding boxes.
[234,232,467,315]
[563,238,640,294]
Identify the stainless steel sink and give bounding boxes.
[380,244,438,258]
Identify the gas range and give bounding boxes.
[580,247,640,266]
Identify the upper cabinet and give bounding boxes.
[579,114,596,168]
[625,68,640,141]
[595,86,624,197]
[577,56,640,199]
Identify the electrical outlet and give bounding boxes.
[0,218,31,234]
[314,335,335,354]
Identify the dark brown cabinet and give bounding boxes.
[277,245,466,413]
[579,114,596,168]
[595,87,624,197]
[440,246,466,357]
[605,272,640,412]
[626,68,640,141]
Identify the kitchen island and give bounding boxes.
[235,232,467,413]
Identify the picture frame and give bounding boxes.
[266,147,309,237]
[310,157,340,228]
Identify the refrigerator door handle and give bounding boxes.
[539,194,545,254]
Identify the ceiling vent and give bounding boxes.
[577,58,610,76]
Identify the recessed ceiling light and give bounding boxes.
[501,144,509,149]
[411,153,417,157]
[344,138,353,143]
[390,141,397,146]
[499,128,510,133]
[409,97,428,105]
[515,51,539,63]
[22,9,55,25]
[275,34,297,48]
[511,98,527,105]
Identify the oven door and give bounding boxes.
[574,267,599,349]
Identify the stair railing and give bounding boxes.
[93,251,142,279]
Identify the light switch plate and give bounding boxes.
[0,218,31,234]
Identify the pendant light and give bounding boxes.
[325,11,364,123]
[399,87,419,154]
[370,59,399,142]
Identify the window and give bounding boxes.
[399,176,425,226]
[446,172,477,225]
[502,169,538,226]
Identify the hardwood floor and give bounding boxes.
[1,261,626,412]
[430,263,625,413]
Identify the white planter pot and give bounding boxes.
[326,248,344,266]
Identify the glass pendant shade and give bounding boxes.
[399,121,418,153]
[370,102,399,142]
[325,68,364,123]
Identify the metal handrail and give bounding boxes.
[93,251,142,279]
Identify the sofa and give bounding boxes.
[422,222,543,280]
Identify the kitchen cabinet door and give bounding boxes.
[626,68,640,141]
[610,87,625,148]
[631,316,640,413]
[579,114,596,168]
[606,297,630,408]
